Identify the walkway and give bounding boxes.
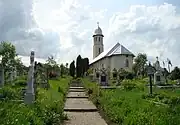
[63,81,107,125]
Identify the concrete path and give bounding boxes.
[64,85,107,125]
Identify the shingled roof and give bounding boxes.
[89,42,135,65]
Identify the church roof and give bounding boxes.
[89,42,135,65]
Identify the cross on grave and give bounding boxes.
[99,68,109,86]
[24,51,35,104]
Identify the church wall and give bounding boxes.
[109,55,133,72]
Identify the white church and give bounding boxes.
[89,23,135,72]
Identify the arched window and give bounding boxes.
[99,48,101,54]
[99,37,101,42]
[125,59,129,67]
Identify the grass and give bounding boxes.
[82,78,180,125]
[0,76,70,125]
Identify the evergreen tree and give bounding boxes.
[76,55,82,77]
[69,61,75,77]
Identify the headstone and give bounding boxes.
[112,68,118,79]
[99,68,109,86]
[0,68,4,88]
[10,71,14,85]
[95,69,100,82]
[24,51,35,104]
[89,74,94,82]
[116,75,121,86]
[153,57,165,85]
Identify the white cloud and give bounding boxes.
[106,3,180,68]
[0,1,180,69]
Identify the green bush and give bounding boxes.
[0,86,21,100]
[83,78,180,125]
[14,79,26,86]
[121,80,137,90]
[0,77,70,125]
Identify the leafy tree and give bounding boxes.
[0,41,16,72]
[60,64,65,77]
[69,61,75,77]
[45,56,59,79]
[65,63,68,68]
[169,67,180,80]
[132,53,147,77]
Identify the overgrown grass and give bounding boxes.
[83,78,180,125]
[0,76,70,125]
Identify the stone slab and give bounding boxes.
[69,87,84,89]
[64,112,107,125]
[64,98,97,111]
[69,89,85,92]
[67,92,88,98]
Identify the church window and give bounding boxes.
[95,37,97,41]
[102,64,104,68]
[99,48,101,54]
[125,59,129,67]
[99,37,101,42]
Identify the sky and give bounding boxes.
[0,0,180,68]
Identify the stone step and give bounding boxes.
[69,89,85,92]
[67,96,88,99]
[67,92,88,98]
[64,112,107,125]
[69,87,84,89]
[64,98,97,112]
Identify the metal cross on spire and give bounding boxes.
[97,22,99,27]
[156,56,158,61]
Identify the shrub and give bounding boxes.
[121,80,137,90]
[14,79,26,86]
[0,86,21,100]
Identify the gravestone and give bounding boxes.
[89,74,94,82]
[154,57,165,85]
[99,68,109,86]
[0,68,4,88]
[10,71,14,85]
[95,69,100,82]
[116,75,121,86]
[112,68,118,79]
[24,51,35,104]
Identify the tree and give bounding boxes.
[69,61,75,77]
[65,63,68,68]
[60,64,65,77]
[45,56,59,78]
[0,41,16,72]
[76,55,82,77]
[169,67,180,80]
[132,53,147,77]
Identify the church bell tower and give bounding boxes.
[93,22,104,59]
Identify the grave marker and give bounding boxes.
[24,51,35,104]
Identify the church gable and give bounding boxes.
[90,42,134,65]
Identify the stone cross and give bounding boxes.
[24,51,35,104]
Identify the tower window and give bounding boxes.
[99,37,100,42]
[99,48,101,54]
[95,37,97,41]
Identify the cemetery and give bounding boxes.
[0,41,180,125]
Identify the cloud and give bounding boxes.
[0,0,61,59]
[106,3,180,68]
[0,0,180,69]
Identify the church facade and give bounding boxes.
[89,23,135,72]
